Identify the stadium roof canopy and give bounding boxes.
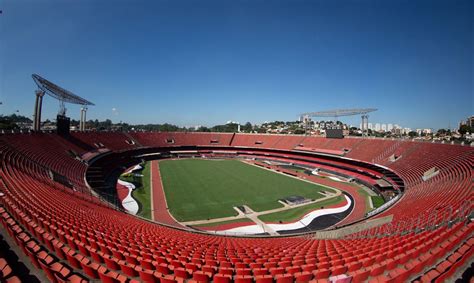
[32,74,94,106]
[301,108,377,118]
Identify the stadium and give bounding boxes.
[1,1,473,282]
[0,75,472,282]
[0,124,473,283]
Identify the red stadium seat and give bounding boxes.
[0,132,471,283]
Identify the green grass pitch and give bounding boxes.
[159,159,333,222]
[371,195,385,208]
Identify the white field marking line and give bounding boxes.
[325,183,365,229]
[368,195,374,209]
[241,160,341,194]
[328,181,376,228]
[155,160,182,226]
[150,161,155,221]
[360,185,378,196]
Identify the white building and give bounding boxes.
[381,124,387,132]
[387,124,393,132]
[423,128,433,135]
[375,123,381,132]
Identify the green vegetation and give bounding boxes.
[258,195,344,222]
[371,196,385,208]
[0,114,32,130]
[120,162,152,219]
[357,188,385,212]
[159,159,330,221]
[357,188,372,213]
[192,218,254,228]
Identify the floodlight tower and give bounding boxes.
[361,114,369,137]
[33,90,46,131]
[32,74,94,133]
[300,108,377,137]
[79,107,88,131]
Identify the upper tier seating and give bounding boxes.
[71,131,138,152]
[0,133,88,191]
[129,132,235,147]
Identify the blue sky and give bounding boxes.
[0,0,472,129]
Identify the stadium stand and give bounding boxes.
[129,132,235,148]
[0,232,23,283]
[0,132,472,282]
[71,132,138,152]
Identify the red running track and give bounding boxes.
[150,160,182,228]
[302,174,367,226]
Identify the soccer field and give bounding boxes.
[159,159,332,221]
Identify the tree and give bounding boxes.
[0,116,18,130]
[197,126,211,132]
[92,119,99,129]
[294,128,305,135]
[459,124,472,135]
[70,119,80,126]
[241,122,252,132]
[1,114,32,123]
[160,123,181,132]
[104,119,112,127]
[408,131,417,138]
